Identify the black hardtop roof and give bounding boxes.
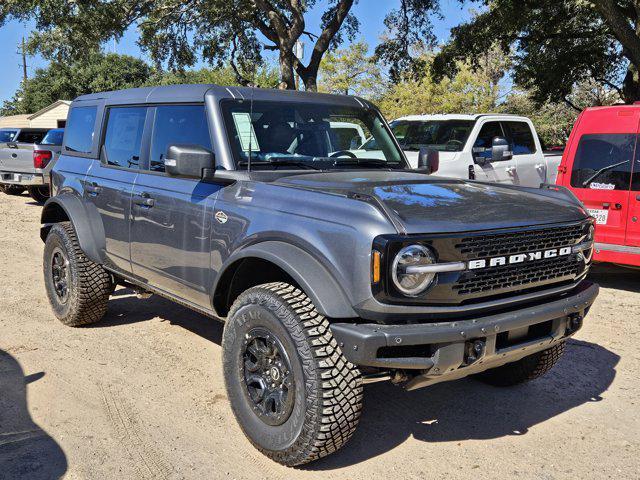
[73,84,371,108]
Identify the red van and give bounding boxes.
[556,106,640,267]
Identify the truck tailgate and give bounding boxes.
[0,145,35,174]
[544,152,562,184]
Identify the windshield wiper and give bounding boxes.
[581,159,630,187]
[238,159,321,170]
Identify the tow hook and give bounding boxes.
[566,313,583,335]
[463,339,486,366]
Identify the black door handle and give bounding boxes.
[86,182,102,195]
[133,192,155,207]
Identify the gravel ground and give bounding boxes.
[0,191,639,480]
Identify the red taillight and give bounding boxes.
[33,150,53,169]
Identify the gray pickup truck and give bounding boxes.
[40,85,598,466]
[0,127,64,203]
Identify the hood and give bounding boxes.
[273,170,587,234]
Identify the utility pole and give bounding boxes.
[18,37,28,84]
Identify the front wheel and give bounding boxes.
[27,186,50,204]
[222,282,363,466]
[476,342,566,386]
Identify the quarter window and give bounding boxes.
[149,105,211,173]
[503,121,536,155]
[103,107,147,169]
[65,106,97,153]
[570,134,635,190]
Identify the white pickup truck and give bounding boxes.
[356,114,562,187]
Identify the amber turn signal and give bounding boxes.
[372,250,381,284]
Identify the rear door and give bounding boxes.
[472,120,518,183]
[626,142,640,246]
[502,120,545,187]
[130,104,221,308]
[84,105,149,272]
[567,119,636,246]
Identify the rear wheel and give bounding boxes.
[476,342,565,386]
[1,184,25,196]
[222,282,363,466]
[27,185,50,204]
[43,222,113,326]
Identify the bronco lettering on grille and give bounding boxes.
[467,246,572,270]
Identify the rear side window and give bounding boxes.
[149,105,211,173]
[65,106,97,153]
[570,134,635,190]
[503,121,536,155]
[16,130,46,144]
[103,107,147,169]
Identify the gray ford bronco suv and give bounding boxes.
[41,85,598,466]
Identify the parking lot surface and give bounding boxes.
[1,191,638,480]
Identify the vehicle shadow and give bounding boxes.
[97,290,618,470]
[0,349,67,479]
[588,263,640,293]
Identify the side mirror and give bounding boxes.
[165,144,215,179]
[491,136,513,162]
[418,146,439,174]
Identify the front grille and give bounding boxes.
[455,223,585,260]
[454,256,581,296]
[451,222,588,299]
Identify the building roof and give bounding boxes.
[27,100,71,120]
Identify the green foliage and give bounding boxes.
[318,41,384,97]
[377,54,503,120]
[155,64,279,89]
[433,0,637,103]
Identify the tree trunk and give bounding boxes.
[278,50,296,90]
[622,63,640,103]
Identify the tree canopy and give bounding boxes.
[433,0,640,105]
[5,0,440,91]
[318,40,383,97]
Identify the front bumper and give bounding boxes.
[330,280,598,390]
[0,171,48,186]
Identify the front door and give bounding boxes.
[130,104,221,308]
[84,105,149,272]
[472,121,518,183]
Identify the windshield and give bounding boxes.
[221,99,405,170]
[0,130,18,142]
[40,129,65,146]
[362,119,474,152]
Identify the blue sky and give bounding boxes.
[0,0,474,105]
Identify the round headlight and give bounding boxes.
[392,245,436,296]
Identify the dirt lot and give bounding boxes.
[0,191,639,480]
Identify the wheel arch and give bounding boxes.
[40,194,105,265]
[212,241,357,319]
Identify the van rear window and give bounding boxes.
[65,106,97,153]
[570,134,635,190]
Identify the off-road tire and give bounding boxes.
[222,282,363,466]
[477,342,566,387]
[1,184,25,195]
[27,185,50,204]
[43,222,113,326]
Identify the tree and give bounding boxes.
[1,53,152,115]
[318,40,383,97]
[432,0,640,105]
[377,55,504,120]
[6,1,442,91]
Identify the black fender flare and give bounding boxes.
[40,194,105,264]
[214,241,358,319]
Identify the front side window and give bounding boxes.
[570,134,635,190]
[0,130,17,142]
[473,122,505,160]
[503,121,536,155]
[103,107,147,169]
[149,105,211,173]
[388,120,474,152]
[221,100,405,170]
[65,106,97,153]
[40,129,65,146]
